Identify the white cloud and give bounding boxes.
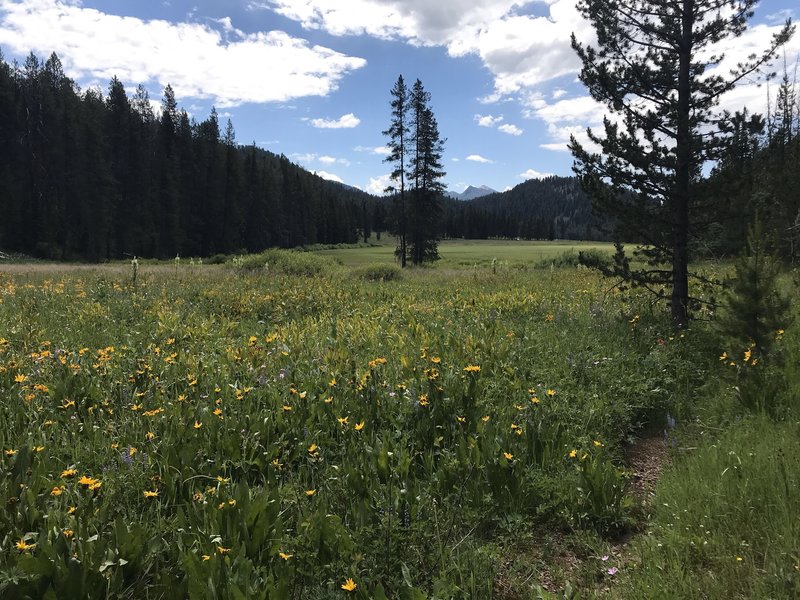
[520,168,553,180]
[466,154,492,163]
[314,170,344,184]
[254,0,592,99]
[498,123,523,136]
[355,145,391,155]
[310,113,361,128]
[0,0,366,107]
[366,174,394,195]
[319,155,351,166]
[475,114,503,127]
[293,152,351,167]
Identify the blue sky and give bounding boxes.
[0,0,797,194]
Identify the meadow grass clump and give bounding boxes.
[353,263,403,282]
[234,248,341,276]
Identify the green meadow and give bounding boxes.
[314,239,615,268]
[0,249,797,599]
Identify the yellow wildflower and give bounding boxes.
[354,421,365,431]
[463,365,481,373]
[15,539,35,552]
[503,452,514,461]
[143,490,159,498]
[279,551,293,560]
[341,578,357,592]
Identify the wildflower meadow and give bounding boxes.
[0,250,797,598]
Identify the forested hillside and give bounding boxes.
[440,176,607,241]
[0,52,375,260]
[4,50,793,263]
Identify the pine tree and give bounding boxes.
[407,79,445,264]
[383,75,410,266]
[570,0,793,326]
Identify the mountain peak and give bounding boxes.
[447,184,498,201]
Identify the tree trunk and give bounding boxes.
[672,0,693,328]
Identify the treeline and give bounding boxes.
[439,176,608,241]
[0,51,375,260]
[702,72,800,262]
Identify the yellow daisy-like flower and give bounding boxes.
[719,351,728,361]
[216,546,231,554]
[569,449,578,458]
[194,421,202,429]
[14,373,28,383]
[62,529,74,538]
[341,578,357,592]
[329,378,337,387]
[308,443,318,454]
[463,365,481,373]
[50,486,64,497]
[77,475,97,486]
[456,416,466,423]
[145,431,155,440]
[282,405,293,412]
[743,348,752,363]
[202,554,211,561]
[5,449,17,456]
[546,389,556,397]
[354,421,365,431]
[503,452,514,461]
[530,396,541,405]
[15,539,36,552]
[481,415,490,422]
[279,552,293,560]
[337,416,349,426]
[143,490,159,498]
[593,440,603,447]
[418,394,429,406]
[67,506,77,515]
[305,489,316,497]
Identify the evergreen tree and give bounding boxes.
[382,75,410,266]
[570,0,793,326]
[407,79,445,264]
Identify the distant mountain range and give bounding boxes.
[446,185,497,201]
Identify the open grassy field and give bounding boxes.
[0,251,797,599]
[314,239,615,268]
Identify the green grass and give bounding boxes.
[314,238,616,267]
[0,252,796,599]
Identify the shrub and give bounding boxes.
[354,263,403,282]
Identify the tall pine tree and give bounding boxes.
[570,0,793,326]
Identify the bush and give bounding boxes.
[354,263,403,282]
[234,249,340,276]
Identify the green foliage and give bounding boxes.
[234,250,341,277]
[616,415,800,599]
[0,262,768,597]
[570,0,793,326]
[717,219,792,358]
[715,220,793,415]
[353,264,403,282]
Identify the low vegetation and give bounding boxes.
[0,248,795,598]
